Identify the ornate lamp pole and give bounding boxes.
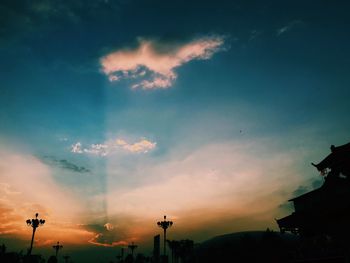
[157,215,173,256]
[26,213,45,255]
[53,241,63,258]
[128,242,138,258]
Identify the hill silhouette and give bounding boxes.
[196,230,299,263]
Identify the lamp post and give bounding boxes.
[157,215,173,256]
[128,242,138,258]
[53,241,63,258]
[26,213,45,256]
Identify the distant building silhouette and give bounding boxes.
[153,235,160,263]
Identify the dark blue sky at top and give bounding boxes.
[1,0,350,162]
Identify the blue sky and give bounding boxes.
[1,0,350,261]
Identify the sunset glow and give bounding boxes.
[1,1,349,262]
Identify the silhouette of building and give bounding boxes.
[277,142,350,262]
[153,235,160,263]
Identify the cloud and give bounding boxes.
[249,30,263,41]
[104,222,114,231]
[105,140,304,238]
[291,177,324,198]
[100,36,225,89]
[277,20,302,36]
[71,142,83,153]
[292,185,309,197]
[0,151,91,245]
[71,138,156,156]
[84,143,109,156]
[82,223,128,247]
[42,156,90,173]
[89,233,128,247]
[115,138,156,153]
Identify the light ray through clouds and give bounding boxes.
[100,36,226,89]
[1,0,350,260]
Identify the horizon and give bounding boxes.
[1,1,350,262]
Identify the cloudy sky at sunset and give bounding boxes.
[1,0,350,262]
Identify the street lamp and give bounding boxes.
[26,213,45,256]
[157,215,173,256]
[128,242,138,258]
[53,241,63,258]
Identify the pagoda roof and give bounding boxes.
[288,187,323,202]
[312,142,350,172]
[276,212,301,228]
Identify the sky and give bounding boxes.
[1,0,350,262]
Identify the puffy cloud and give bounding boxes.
[71,142,83,153]
[108,75,119,82]
[115,138,156,153]
[71,138,156,156]
[104,222,114,231]
[100,36,225,89]
[84,144,109,156]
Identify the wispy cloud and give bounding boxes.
[82,223,129,247]
[71,138,156,156]
[277,20,302,36]
[42,156,90,173]
[100,36,226,89]
[106,140,303,223]
[249,30,263,41]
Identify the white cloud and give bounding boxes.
[71,138,156,156]
[71,142,83,153]
[100,36,225,89]
[104,222,114,231]
[108,75,119,82]
[84,144,109,156]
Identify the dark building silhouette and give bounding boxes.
[24,254,45,263]
[277,142,350,262]
[153,235,160,263]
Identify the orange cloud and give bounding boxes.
[115,138,156,153]
[0,151,94,247]
[100,36,225,89]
